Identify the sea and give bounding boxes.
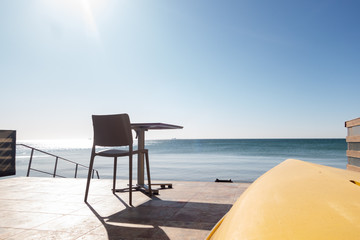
[14,139,347,183]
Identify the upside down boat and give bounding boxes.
[207,159,360,240]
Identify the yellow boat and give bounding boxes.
[207,159,360,240]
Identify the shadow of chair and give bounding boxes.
[85,200,170,240]
[84,113,152,205]
[85,194,231,239]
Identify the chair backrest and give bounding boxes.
[92,114,133,147]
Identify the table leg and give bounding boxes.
[137,129,145,185]
[133,128,171,196]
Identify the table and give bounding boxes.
[131,123,183,194]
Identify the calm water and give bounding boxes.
[14,139,347,183]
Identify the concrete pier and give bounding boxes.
[0,177,250,239]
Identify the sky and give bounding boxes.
[1,0,359,140]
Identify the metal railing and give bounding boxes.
[17,144,100,179]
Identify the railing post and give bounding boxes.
[53,157,59,178]
[74,164,78,178]
[26,148,35,177]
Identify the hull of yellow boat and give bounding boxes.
[207,159,360,240]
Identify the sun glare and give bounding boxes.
[38,0,108,39]
[80,0,99,37]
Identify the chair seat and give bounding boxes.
[96,148,148,157]
[96,149,130,157]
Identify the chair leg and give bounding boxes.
[145,152,152,197]
[84,153,95,202]
[129,154,133,206]
[113,157,117,194]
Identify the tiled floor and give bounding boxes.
[0,177,250,240]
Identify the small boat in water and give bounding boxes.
[207,159,360,240]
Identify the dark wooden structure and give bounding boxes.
[0,130,16,177]
[345,118,360,172]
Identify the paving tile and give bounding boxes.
[0,199,84,215]
[158,225,208,240]
[183,201,232,213]
[34,214,102,236]
[75,234,110,240]
[0,191,40,201]
[0,210,61,229]
[0,227,25,239]
[171,203,227,224]
[140,199,187,208]
[111,205,180,221]
[8,229,78,240]
[84,221,167,240]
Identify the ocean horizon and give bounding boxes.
[14,138,347,183]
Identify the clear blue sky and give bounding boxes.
[1,0,359,140]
